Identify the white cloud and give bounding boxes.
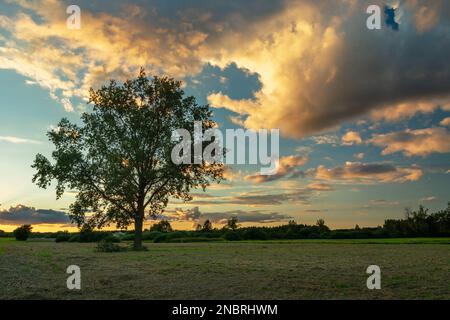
[0,136,41,144]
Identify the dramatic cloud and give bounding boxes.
[370,99,450,122]
[369,128,450,157]
[0,205,70,225]
[245,155,308,183]
[313,162,423,184]
[207,0,450,137]
[342,131,362,146]
[0,0,448,134]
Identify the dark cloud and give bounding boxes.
[384,6,399,31]
[208,0,450,138]
[314,162,423,183]
[245,155,308,183]
[201,210,291,224]
[182,189,312,206]
[0,205,70,225]
[163,206,291,224]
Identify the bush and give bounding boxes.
[223,231,241,241]
[102,234,121,243]
[55,232,71,243]
[149,220,173,233]
[164,237,224,243]
[307,232,320,239]
[68,234,80,242]
[242,228,268,240]
[13,225,32,241]
[96,240,123,252]
[142,231,163,241]
[120,233,135,241]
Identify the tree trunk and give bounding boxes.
[133,205,145,250]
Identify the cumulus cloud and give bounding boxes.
[310,134,339,145]
[207,0,450,138]
[342,131,362,146]
[370,99,450,122]
[245,154,308,183]
[313,161,423,184]
[1,0,449,133]
[0,205,70,225]
[369,128,450,157]
[0,0,212,109]
[406,0,446,33]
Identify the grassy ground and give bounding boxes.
[0,238,449,300]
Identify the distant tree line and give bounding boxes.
[2,203,449,242]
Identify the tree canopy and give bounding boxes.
[32,69,225,249]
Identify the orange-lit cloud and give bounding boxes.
[313,162,423,184]
[342,131,362,146]
[440,117,450,127]
[245,154,308,183]
[1,0,448,136]
[369,128,450,157]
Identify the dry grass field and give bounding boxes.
[0,238,449,300]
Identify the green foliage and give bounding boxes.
[32,69,225,250]
[383,203,450,237]
[224,231,241,241]
[13,225,32,241]
[96,239,123,252]
[55,231,71,242]
[160,237,224,243]
[225,217,239,231]
[242,228,268,240]
[201,219,213,232]
[103,234,121,243]
[149,220,173,233]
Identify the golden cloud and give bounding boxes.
[314,161,423,184]
[369,128,450,157]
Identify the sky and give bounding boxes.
[0,0,449,232]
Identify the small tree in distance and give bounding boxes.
[226,217,239,231]
[13,225,32,241]
[32,69,225,250]
[150,220,173,233]
[202,219,213,232]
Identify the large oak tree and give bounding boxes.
[32,69,224,249]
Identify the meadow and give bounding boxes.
[0,238,449,300]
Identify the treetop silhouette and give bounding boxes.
[32,69,225,249]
